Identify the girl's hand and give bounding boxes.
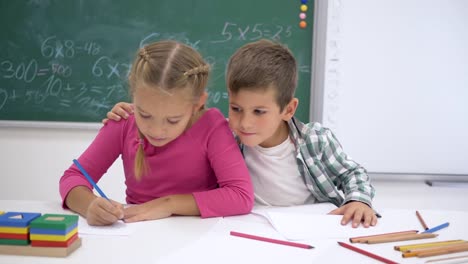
[86,197,124,226]
[102,102,134,124]
[123,197,172,223]
[328,201,378,228]
[123,194,199,223]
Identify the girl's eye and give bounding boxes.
[167,119,180,125]
[254,109,266,115]
[138,112,151,119]
[230,106,241,112]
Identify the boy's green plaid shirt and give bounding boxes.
[238,117,375,208]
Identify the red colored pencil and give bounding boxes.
[230,231,313,249]
[338,241,399,264]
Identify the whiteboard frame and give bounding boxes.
[312,0,468,178]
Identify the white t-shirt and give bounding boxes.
[244,136,316,206]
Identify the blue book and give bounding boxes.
[0,212,41,227]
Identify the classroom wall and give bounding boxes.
[0,126,126,202]
[0,124,465,202]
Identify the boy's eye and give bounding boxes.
[254,109,266,115]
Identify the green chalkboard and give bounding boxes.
[0,0,313,123]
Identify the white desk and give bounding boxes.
[1,180,467,264]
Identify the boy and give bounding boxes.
[105,39,377,228]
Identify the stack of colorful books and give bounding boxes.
[30,214,79,248]
[0,211,81,257]
[0,212,41,246]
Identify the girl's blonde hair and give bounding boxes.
[129,40,210,180]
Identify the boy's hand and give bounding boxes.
[102,102,134,124]
[328,201,378,228]
[86,197,124,226]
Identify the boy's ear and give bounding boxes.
[282,98,299,121]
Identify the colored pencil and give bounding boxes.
[416,210,429,230]
[73,159,109,199]
[350,230,419,243]
[337,241,399,264]
[365,233,438,244]
[402,242,468,258]
[230,231,313,249]
[416,243,468,258]
[425,254,468,263]
[422,222,450,234]
[394,239,466,251]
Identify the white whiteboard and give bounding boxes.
[319,0,468,175]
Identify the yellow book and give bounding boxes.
[30,228,77,242]
[0,226,28,234]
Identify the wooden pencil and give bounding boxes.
[365,233,437,244]
[350,230,419,243]
[416,243,468,258]
[402,242,468,258]
[416,210,429,230]
[395,239,466,251]
[425,254,468,263]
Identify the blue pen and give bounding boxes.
[73,159,109,200]
[422,222,450,233]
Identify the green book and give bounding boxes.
[0,238,29,245]
[29,214,78,230]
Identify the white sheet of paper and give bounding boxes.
[252,203,338,218]
[157,218,324,264]
[261,208,468,241]
[78,217,135,236]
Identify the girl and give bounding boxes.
[59,40,254,226]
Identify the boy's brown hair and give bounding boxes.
[226,39,298,111]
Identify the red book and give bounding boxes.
[0,232,28,240]
[31,233,78,248]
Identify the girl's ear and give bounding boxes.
[195,91,208,110]
[281,98,299,121]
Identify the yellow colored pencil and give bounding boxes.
[395,239,466,251]
[402,242,468,258]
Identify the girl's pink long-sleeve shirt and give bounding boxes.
[59,108,254,217]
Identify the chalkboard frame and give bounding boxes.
[0,0,315,127]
